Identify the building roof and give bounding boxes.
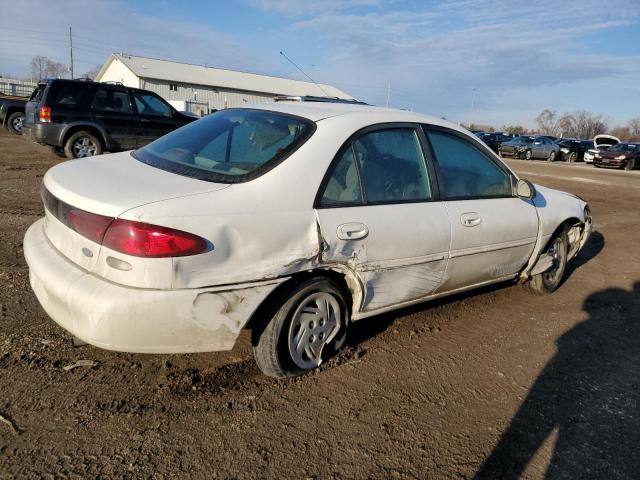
[96,53,353,99]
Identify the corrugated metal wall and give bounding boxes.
[140,78,276,114]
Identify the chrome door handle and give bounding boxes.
[461,212,482,227]
[337,222,369,240]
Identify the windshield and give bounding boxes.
[132,109,315,183]
[609,143,638,152]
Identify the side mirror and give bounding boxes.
[516,178,536,199]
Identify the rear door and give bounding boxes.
[315,125,451,313]
[89,85,139,150]
[424,127,538,292]
[131,91,179,146]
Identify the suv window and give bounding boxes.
[133,92,172,117]
[91,88,132,114]
[319,127,432,206]
[426,129,512,199]
[133,109,314,183]
[51,85,83,107]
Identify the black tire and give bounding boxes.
[524,231,569,296]
[568,152,577,163]
[252,277,349,378]
[525,149,532,160]
[64,131,103,159]
[624,159,635,171]
[6,111,25,135]
[547,150,556,162]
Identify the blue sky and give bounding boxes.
[1,0,639,128]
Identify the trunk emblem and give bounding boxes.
[82,247,94,258]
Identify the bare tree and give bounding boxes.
[501,125,525,135]
[609,126,632,141]
[82,64,102,80]
[45,59,68,79]
[628,118,640,140]
[536,109,562,137]
[30,56,48,81]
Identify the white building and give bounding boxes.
[95,53,353,116]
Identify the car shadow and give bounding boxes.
[474,280,640,479]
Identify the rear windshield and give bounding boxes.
[132,109,315,183]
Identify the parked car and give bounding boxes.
[22,79,196,159]
[593,143,639,170]
[475,131,513,153]
[584,134,620,163]
[499,135,559,161]
[0,94,27,135]
[23,99,592,377]
[556,138,594,163]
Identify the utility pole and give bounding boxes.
[69,26,74,79]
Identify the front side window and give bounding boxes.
[319,127,432,206]
[426,130,512,199]
[133,92,172,117]
[132,109,314,183]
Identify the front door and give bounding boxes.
[315,126,451,314]
[131,91,179,146]
[424,127,539,292]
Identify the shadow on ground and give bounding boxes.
[475,280,640,479]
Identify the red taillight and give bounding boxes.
[102,219,207,258]
[39,106,52,123]
[67,209,113,244]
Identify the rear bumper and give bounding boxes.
[24,219,285,353]
[22,122,65,147]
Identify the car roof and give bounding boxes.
[245,101,467,131]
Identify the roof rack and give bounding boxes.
[273,95,368,105]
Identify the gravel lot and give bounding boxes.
[1,130,639,479]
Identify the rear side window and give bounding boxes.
[91,88,132,114]
[132,109,315,183]
[51,86,83,106]
[318,127,432,207]
[29,84,46,102]
[426,130,512,199]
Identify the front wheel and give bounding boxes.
[624,159,635,171]
[568,152,577,163]
[6,111,25,135]
[525,149,532,160]
[547,151,556,162]
[64,131,103,159]
[524,232,568,296]
[252,278,349,378]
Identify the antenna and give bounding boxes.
[279,51,329,97]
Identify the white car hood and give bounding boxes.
[44,151,229,217]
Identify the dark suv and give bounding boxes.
[23,79,196,159]
[474,131,513,153]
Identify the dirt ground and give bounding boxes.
[0,130,639,479]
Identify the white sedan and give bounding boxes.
[24,98,592,377]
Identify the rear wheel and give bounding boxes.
[524,232,568,296]
[624,159,635,171]
[6,111,25,135]
[64,131,102,159]
[253,277,349,378]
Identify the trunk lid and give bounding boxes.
[42,150,229,272]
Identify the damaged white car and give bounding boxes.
[24,98,592,377]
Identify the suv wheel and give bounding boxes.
[64,131,103,159]
[6,112,25,135]
[252,277,349,378]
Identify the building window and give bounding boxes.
[169,83,178,91]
